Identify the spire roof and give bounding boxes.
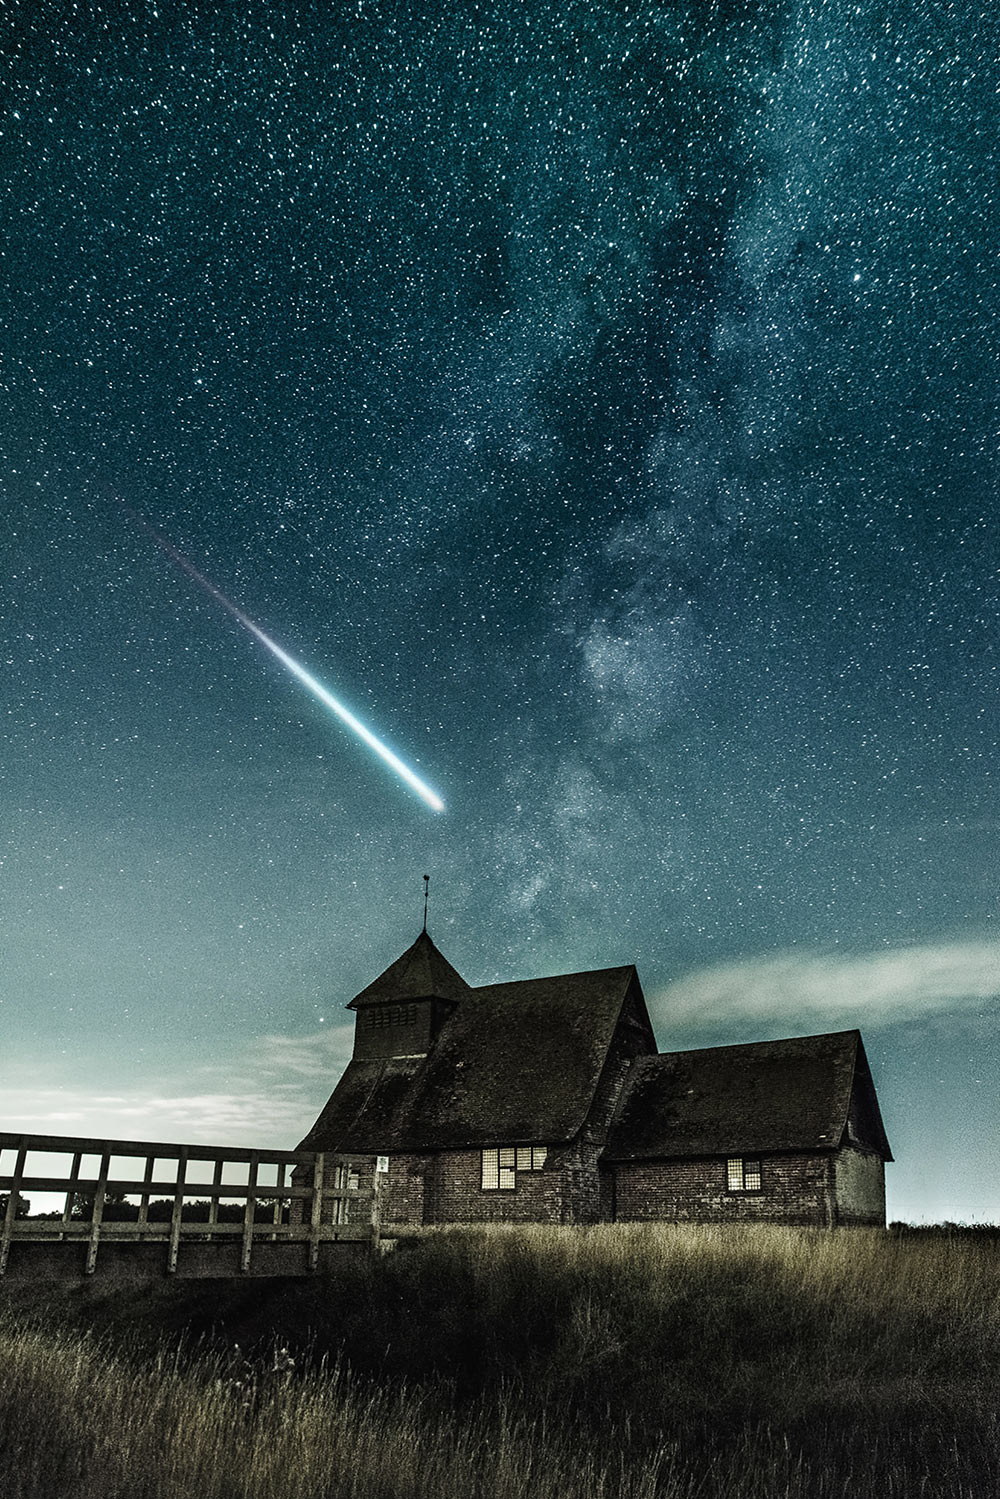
[347,930,471,1009]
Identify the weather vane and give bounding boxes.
[422,874,430,933]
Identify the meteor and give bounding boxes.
[128,509,445,813]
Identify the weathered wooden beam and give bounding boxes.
[166,1149,188,1276]
[371,1164,382,1249]
[137,1154,155,1236]
[61,1151,83,1239]
[240,1153,259,1274]
[208,1159,223,1229]
[272,1163,286,1236]
[0,1141,27,1276]
[1,1174,325,1199]
[85,1150,111,1276]
[0,1129,318,1166]
[8,1219,373,1242]
[308,1153,325,1272]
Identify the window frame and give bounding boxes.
[481,1144,547,1192]
[726,1156,763,1193]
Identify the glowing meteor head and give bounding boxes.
[244,622,445,811]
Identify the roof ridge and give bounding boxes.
[468,963,637,994]
[646,1029,861,1062]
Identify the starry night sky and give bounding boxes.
[3,0,997,1221]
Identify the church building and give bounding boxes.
[299,930,892,1229]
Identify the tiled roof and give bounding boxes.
[301,965,642,1152]
[604,1030,892,1161]
[298,1057,423,1153]
[348,931,471,1009]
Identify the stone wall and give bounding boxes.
[612,1153,837,1226]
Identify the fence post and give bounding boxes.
[137,1154,155,1238]
[272,1162,286,1240]
[208,1157,223,1229]
[308,1152,325,1271]
[167,1148,188,1275]
[241,1153,259,1273]
[61,1150,82,1241]
[0,1141,27,1276]
[85,1150,111,1276]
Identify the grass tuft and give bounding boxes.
[2,1225,997,1497]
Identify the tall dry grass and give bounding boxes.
[0,1321,675,1499]
[2,1224,997,1497]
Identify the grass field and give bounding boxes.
[1,1224,997,1497]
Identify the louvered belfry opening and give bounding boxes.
[347,930,470,1061]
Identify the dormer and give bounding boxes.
[348,930,470,1061]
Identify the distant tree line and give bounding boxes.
[26,1191,290,1224]
[888,1221,1000,1240]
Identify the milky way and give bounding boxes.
[2,2,997,1219]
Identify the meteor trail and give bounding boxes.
[126,507,445,813]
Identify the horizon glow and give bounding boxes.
[133,513,445,813]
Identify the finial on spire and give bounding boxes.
[422,874,430,933]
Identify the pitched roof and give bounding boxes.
[604,1030,891,1161]
[347,930,471,1009]
[301,965,642,1152]
[298,1058,423,1153]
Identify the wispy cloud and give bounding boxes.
[652,940,1000,1030]
[2,1025,354,1148]
[244,1024,355,1079]
[0,1084,320,1147]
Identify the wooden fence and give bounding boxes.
[0,1130,379,1279]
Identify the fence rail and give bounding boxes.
[0,1129,379,1278]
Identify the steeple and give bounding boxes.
[347,930,470,1060]
[348,930,470,1009]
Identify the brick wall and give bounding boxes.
[375,981,657,1229]
[293,1148,880,1230]
[379,1148,573,1227]
[612,1153,837,1226]
[834,1145,885,1225]
[572,979,658,1224]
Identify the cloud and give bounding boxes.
[0,1085,319,1148]
[245,1024,354,1079]
[652,941,1000,1031]
[2,1025,354,1149]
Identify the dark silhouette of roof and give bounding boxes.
[301,936,892,1167]
[604,1030,892,1161]
[347,930,471,1009]
[301,964,643,1152]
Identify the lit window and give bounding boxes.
[515,1146,547,1171]
[727,1157,762,1192]
[481,1145,547,1190]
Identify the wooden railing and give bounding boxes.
[0,1130,379,1278]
